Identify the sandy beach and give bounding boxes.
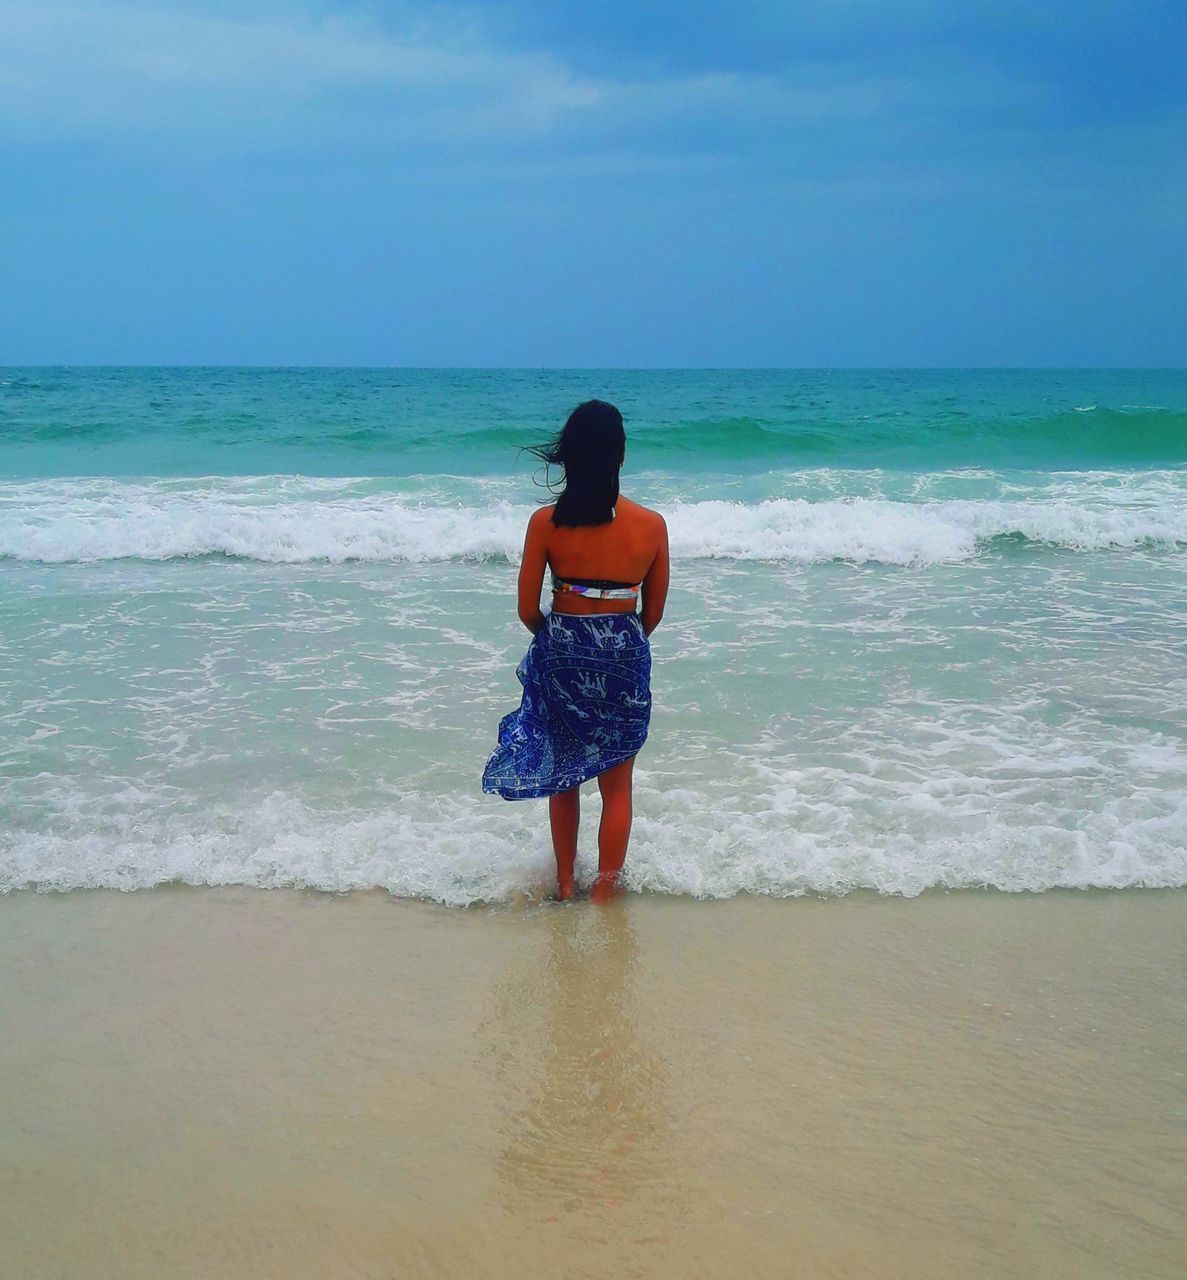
[2,886,1183,1279]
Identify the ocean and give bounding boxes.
[2,367,1186,903]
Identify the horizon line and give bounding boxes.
[3,364,1185,374]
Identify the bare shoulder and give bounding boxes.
[617,495,666,528]
[523,505,554,552]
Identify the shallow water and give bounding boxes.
[2,368,1186,901]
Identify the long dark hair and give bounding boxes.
[524,400,625,527]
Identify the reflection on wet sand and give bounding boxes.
[2,890,1184,1278]
[483,901,680,1245]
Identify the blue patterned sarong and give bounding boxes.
[482,611,652,800]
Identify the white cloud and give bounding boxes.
[0,0,1133,188]
[0,1,602,144]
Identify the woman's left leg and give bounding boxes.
[548,787,580,899]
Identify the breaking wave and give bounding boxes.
[2,476,1185,566]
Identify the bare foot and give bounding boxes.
[589,874,619,905]
[556,879,576,902]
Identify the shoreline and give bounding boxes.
[3,886,1184,1278]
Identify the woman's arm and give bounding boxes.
[517,508,550,634]
[640,515,670,637]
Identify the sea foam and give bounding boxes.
[4,758,1185,903]
[2,476,1185,566]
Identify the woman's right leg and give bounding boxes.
[591,756,635,904]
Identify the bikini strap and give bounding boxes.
[552,574,640,601]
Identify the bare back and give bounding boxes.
[517,495,670,635]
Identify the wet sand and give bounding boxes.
[1,887,1184,1279]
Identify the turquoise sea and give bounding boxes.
[2,368,1186,902]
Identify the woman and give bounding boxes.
[482,400,670,903]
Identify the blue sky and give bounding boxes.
[1,1,1183,365]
